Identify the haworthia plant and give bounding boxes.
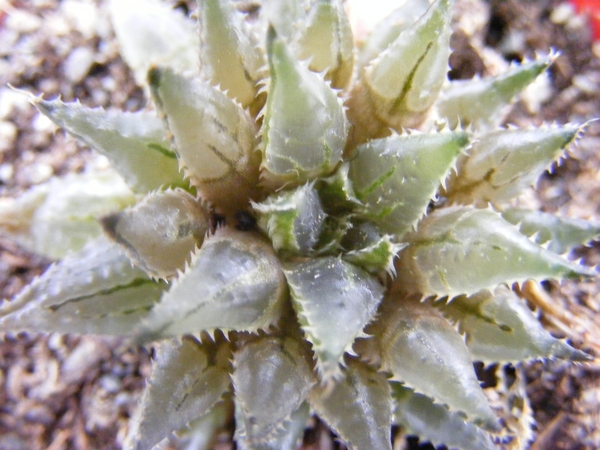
[0,0,597,449]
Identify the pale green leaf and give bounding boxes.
[0,237,164,335]
[395,207,596,297]
[439,286,592,362]
[309,358,393,450]
[284,257,384,379]
[343,233,403,274]
[138,229,286,340]
[260,0,309,41]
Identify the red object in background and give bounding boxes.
[569,0,600,41]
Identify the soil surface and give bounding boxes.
[0,0,599,449]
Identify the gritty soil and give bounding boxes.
[0,0,599,449]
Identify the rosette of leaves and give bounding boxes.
[1,0,599,449]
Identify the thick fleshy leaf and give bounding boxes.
[126,337,232,450]
[438,286,592,362]
[253,183,326,255]
[436,52,556,129]
[349,130,468,237]
[295,0,354,89]
[260,0,309,41]
[502,208,600,254]
[347,0,454,139]
[375,296,498,430]
[391,383,496,450]
[109,0,198,85]
[395,207,596,297]
[198,0,265,109]
[101,189,209,279]
[0,238,164,335]
[316,163,362,215]
[0,167,135,259]
[343,233,403,274]
[34,98,186,193]
[150,68,261,215]
[260,28,348,189]
[446,124,582,205]
[284,257,384,378]
[233,336,315,445]
[309,358,393,450]
[138,229,286,340]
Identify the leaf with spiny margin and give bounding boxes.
[395,207,596,298]
[0,167,135,259]
[436,51,556,129]
[374,296,499,430]
[150,68,261,215]
[34,98,185,193]
[284,257,384,379]
[438,286,591,363]
[446,124,582,206]
[126,337,232,450]
[391,383,496,450]
[138,229,286,340]
[260,27,348,190]
[253,183,326,255]
[349,130,468,237]
[109,0,198,85]
[343,234,404,274]
[0,237,165,335]
[198,0,265,110]
[316,163,362,215]
[295,0,354,89]
[502,208,600,254]
[347,0,454,137]
[309,358,393,450]
[233,336,315,446]
[101,189,209,279]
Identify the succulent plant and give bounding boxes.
[1,0,599,449]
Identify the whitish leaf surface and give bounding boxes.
[176,400,232,450]
[349,130,468,237]
[198,0,265,109]
[34,98,185,193]
[439,286,591,362]
[376,296,498,430]
[261,0,309,41]
[150,68,261,214]
[395,207,595,298]
[309,358,393,450]
[502,208,600,254]
[436,52,555,129]
[233,336,314,445]
[138,229,286,340]
[284,257,384,378]
[0,167,135,259]
[391,384,496,450]
[295,0,354,89]
[260,28,348,189]
[102,189,208,279]
[127,337,231,450]
[109,0,198,85]
[446,124,581,205]
[0,238,164,335]
[253,183,326,255]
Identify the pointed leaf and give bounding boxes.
[261,0,309,41]
[233,336,315,445]
[395,207,596,297]
[439,286,592,362]
[101,189,208,279]
[349,130,468,237]
[284,257,384,379]
[126,337,231,450]
[375,296,499,430]
[343,234,404,275]
[309,358,393,450]
[34,98,186,193]
[446,124,582,205]
[138,229,286,340]
[391,383,496,450]
[0,238,164,335]
[260,28,348,189]
[502,208,600,254]
[316,163,362,215]
[0,167,135,259]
